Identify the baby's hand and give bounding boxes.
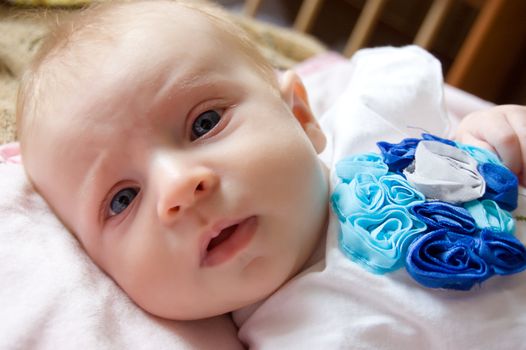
[454,105,526,186]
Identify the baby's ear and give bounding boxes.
[279,70,326,154]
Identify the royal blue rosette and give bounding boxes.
[478,228,526,275]
[377,134,456,174]
[332,133,526,291]
[478,162,519,211]
[406,229,491,290]
[421,133,456,147]
[376,138,420,174]
[411,201,477,234]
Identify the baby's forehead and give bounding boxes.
[41,2,258,96]
[51,3,218,63]
[21,0,276,154]
[33,4,229,113]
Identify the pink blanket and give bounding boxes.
[0,146,242,349]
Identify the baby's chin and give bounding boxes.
[143,295,266,321]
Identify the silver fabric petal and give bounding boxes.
[403,141,485,203]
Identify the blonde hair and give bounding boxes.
[17,0,277,151]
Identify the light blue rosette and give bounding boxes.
[455,142,503,166]
[335,152,388,183]
[464,200,515,235]
[379,173,425,206]
[339,206,426,274]
[332,173,385,219]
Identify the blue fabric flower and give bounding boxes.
[332,174,385,220]
[422,133,456,147]
[379,173,425,207]
[411,201,477,234]
[479,229,526,275]
[335,153,388,183]
[406,229,491,290]
[339,206,426,274]
[464,200,515,234]
[478,163,519,211]
[377,134,458,174]
[332,133,524,291]
[455,142,503,165]
[377,138,420,174]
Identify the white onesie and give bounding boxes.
[233,46,526,349]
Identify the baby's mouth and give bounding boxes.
[201,216,258,267]
[206,224,238,252]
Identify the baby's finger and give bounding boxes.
[506,111,526,185]
[475,115,522,176]
[456,132,496,154]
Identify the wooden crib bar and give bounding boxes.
[241,0,526,102]
[243,0,457,56]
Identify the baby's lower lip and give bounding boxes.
[201,216,258,267]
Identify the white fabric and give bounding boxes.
[234,46,526,349]
[0,164,243,349]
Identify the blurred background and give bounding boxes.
[1,0,526,145]
[217,0,526,105]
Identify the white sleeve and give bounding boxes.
[319,45,450,168]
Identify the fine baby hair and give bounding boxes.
[16,0,277,150]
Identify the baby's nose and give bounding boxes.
[154,157,218,225]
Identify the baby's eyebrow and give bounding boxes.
[154,63,231,106]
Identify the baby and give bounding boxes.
[17,0,526,348]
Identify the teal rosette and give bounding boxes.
[332,133,526,291]
[464,200,515,234]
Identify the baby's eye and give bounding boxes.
[109,187,139,216]
[191,110,221,140]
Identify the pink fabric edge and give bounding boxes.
[0,142,21,164]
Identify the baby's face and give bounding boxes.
[25,7,328,320]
